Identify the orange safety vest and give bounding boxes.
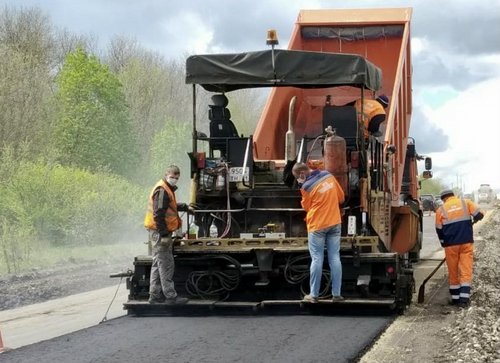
[300,170,345,232]
[144,179,181,232]
[354,99,386,137]
[435,196,480,247]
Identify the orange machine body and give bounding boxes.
[253,8,418,254]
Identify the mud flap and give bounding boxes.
[254,249,274,286]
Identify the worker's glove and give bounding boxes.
[179,202,196,214]
[151,231,161,244]
[171,229,184,244]
[439,240,444,248]
[178,202,195,214]
[177,202,188,212]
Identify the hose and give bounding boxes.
[284,254,332,297]
[183,255,242,300]
[185,270,240,300]
[284,254,310,284]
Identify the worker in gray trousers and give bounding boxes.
[144,165,190,304]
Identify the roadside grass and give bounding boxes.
[0,241,147,276]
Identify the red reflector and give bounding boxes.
[386,266,395,274]
[351,151,359,168]
[197,152,206,168]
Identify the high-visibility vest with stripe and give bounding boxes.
[144,179,181,232]
[300,170,345,232]
[435,196,480,246]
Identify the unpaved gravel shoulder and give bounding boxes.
[360,204,500,363]
[358,275,455,363]
[0,257,133,311]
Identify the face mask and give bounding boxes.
[297,177,306,185]
[167,177,178,186]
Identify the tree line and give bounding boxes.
[0,6,263,273]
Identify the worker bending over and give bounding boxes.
[435,189,484,308]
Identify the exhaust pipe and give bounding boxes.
[285,96,297,161]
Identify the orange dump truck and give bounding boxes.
[124,8,432,314]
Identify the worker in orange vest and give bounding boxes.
[351,94,389,138]
[144,165,191,305]
[292,162,345,303]
[435,189,484,308]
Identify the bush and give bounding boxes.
[0,150,147,272]
[66,169,147,245]
[0,216,34,273]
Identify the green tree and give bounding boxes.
[117,53,172,161]
[420,177,445,196]
[0,7,54,156]
[0,6,52,66]
[149,118,192,200]
[53,47,138,176]
[108,38,194,168]
[226,89,267,136]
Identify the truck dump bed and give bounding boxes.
[254,8,413,207]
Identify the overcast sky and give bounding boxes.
[3,0,500,192]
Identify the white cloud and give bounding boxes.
[427,77,500,191]
[160,12,213,55]
[411,37,427,56]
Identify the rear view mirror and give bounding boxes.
[422,170,433,179]
[425,157,432,171]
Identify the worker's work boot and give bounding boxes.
[165,296,189,305]
[331,295,345,302]
[302,294,318,303]
[148,296,166,304]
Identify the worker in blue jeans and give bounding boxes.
[308,225,343,300]
[292,162,345,303]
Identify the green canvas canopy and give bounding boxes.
[185,49,382,93]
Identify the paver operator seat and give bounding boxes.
[209,94,239,157]
[322,105,360,151]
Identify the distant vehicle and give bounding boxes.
[477,184,495,204]
[420,194,435,212]
[433,195,443,208]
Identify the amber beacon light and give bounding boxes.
[266,29,279,78]
[266,29,279,45]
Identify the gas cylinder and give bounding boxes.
[306,136,325,170]
[324,128,348,194]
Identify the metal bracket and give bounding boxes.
[352,243,361,268]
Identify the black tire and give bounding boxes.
[394,269,414,314]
